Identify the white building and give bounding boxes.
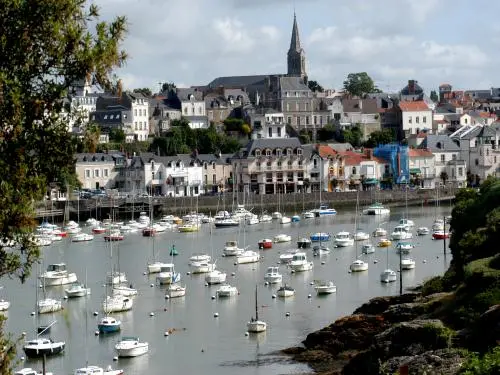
[459,111,497,127]
[75,153,124,190]
[249,109,286,139]
[408,149,436,189]
[68,78,104,132]
[130,93,149,141]
[177,88,209,129]
[399,101,432,136]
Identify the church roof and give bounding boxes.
[289,13,302,53]
[207,75,270,89]
[279,76,309,91]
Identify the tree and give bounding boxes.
[0,0,126,370]
[343,126,363,147]
[109,128,126,143]
[430,90,439,102]
[308,80,324,93]
[363,129,396,148]
[133,87,152,97]
[161,82,177,94]
[343,72,380,97]
[83,123,101,153]
[317,124,336,141]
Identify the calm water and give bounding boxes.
[2,204,452,374]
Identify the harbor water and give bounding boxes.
[2,204,452,374]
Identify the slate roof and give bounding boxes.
[418,135,460,152]
[176,88,203,101]
[342,98,378,114]
[279,76,309,91]
[76,153,122,163]
[207,75,270,89]
[459,125,496,140]
[197,153,234,164]
[400,81,424,95]
[242,137,304,157]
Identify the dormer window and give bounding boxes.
[296,148,302,156]
[276,149,282,157]
[265,149,271,157]
[255,149,261,157]
[176,162,181,168]
[286,148,292,156]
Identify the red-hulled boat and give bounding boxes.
[142,227,156,237]
[104,231,124,241]
[92,227,107,234]
[432,230,450,240]
[258,239,273,249]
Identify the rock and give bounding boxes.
[353,293,420,315]
[295,349,334,363]
[281,346,305,355]
[381,349,466,375]
[382,302,427,323]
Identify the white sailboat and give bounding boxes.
[246,285,267,333]
[380,242,397,283]
[350,190,368,273]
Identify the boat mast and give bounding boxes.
[255,285,258,321]
[354,189,359,258]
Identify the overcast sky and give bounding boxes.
[96,0,499,93]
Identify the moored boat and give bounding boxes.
[258,238,273,249]
[114,336,148,357]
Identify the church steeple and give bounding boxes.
[287,13,307,80]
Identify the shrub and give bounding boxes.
[460,347,500,374]
[421,276,444,296]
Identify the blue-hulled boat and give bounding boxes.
[310,232,331,242]
[291,215,301,222]
[312,205,337,216]
[98,316,121,333]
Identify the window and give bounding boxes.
[286,103,290,111]
[458,167,463,177]
[287,117,292,125]
[191,107,195,115]
[352,167,357,175]
[212,174,216,185]
[139,109,142,116]
[277,161,282,169]
[296,148,302,156]
[314,116,317,125]
[266,162,272,170]
[305,102,309,111]
[135,122,138,130]
[295,102,299,111]
[423,116,426,123]
[268,128,272,138]
[295,92,298,97]
[103,115,107,120]
[213,163,215,170]
[94,169,99,178]
[134,109,137,116]
[266,173,273,182]
[287,160,292,168]
[464,118,468,124]
[287,148,292,156]
[276,149,282,157]
[298,160,303,167]
[198,107,202,114]
[416,116,420,124]
[255,149,261,157]
[184,107,188,115]
[408,116,412,124]
[487,148,490,156]
[475,158,479,166]
[104,169,109,177]
[265,149,271,157]
[85,169,90,178]
[256,162,261,169]
[441,154,445,162]
[452,154,457,160]
[306,116,309,125]
[277,127,282,137]
[204,163,207,170]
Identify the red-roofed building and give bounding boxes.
[314,144,345,192]
[408,148,436,189]
[398,101,433,136]
[335,148,389,190]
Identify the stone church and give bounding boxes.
[206,14,332,132]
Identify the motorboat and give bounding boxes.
[23,338,65,358]
[142,227,156,237]
[279,249,299,264]
[138,212,150,226]
[98,316,121,333]
[334,231,354,247]
[246,216,260,225]
[64,282,91,298]
[258,239,273,249]
[361,243,375,254]
[280,216,292,224]
[66,226,82,235]
[362,203,390,215]
[223,240,243,256]
[178,223,200,232]
[232,205,254,221]
[258,214,273,222]
[102,295,133,313]
[396,241,414,253]
[417,226,430,235]
[297,237,312,249]
[157,264,181,285]
[399,218,415,228]
[353,231,370,241]
[401,258,416,270]
[391,225,412,240]
[302,211,315,219]
[147,261,169,274]
[310,232,331,242]
[106,272,127,286]
[350,259,369,272]
[40,263,77,286]
[380,269,397,283]
[432,230,450,240]
[104,231,124,241]
[37,298,63,314]
[271,212,283,220]
[112,285,138,297]
[445,215,452,224]
[205,270,227,285]
[291,215,301,222]
[289,252,314,272]
[264,266,282,284]
[214,218,239,228]
[92,226,107,234]
[312,245,331,256]
[378,238,392,247]
[31,235,52,247]
[86,218,99,226]
[167,283,186,298]
[72,233,94,242]
[189,254,211,263]
[273,234,292,243]
[432,219,445,231]
[277,285,295,298]
[372,227,387,237]
[15,368,54,375]
[189,260,215,274]
[312,205,337,216]
[74,365,124,375]
[115,336,148,357]
[216,284,239,298]
[0,299,10,311]
[314,280,337,295]
[236,250,260,264]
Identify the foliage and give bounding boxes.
[83,123,101,153]
[343,72,380,97]
[307,80,324,92]
[299,129,311,144]
[363,129,396,148]
[171,117,190,128]
[430,90,439,102]
[342,127,363,147]
[132,87,152,97]
[223,118,251,135]
[161,82,177,94]
[317,124,336,141]
[109,128,126,143]
[460,347,500,374]
[421,276,444,296]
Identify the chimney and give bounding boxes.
[359,99,363,111]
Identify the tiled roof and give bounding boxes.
[398,101,430,112]
[408,149,433,157]
[316,144,338,158]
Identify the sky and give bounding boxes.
[96,0,499,94]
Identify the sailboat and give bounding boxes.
[380,244,397,283]
[23,320,65,358]
[147,227,167,274]
[246,285,267,333]
[205,226,226,284]
[37,265,63,314]
[349,190,369,272]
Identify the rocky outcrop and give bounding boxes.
[284,293,466,375]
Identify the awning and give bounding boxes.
[363,178,379,184]
[410,168,421,174]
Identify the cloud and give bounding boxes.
[95,0,499,92]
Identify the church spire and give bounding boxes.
[289,12,301,53]
[287,13,307,79]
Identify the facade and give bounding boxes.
[176,88,208,129]
[68,78,104,132]
[339,98,381,140]
[399,101,432,136]
[198,154,234,194]
[316,144,345,192]
[419,135,467,188]
[249,109,286,139]
[460,111,497,127]
[75,153,125,190]
[205,88,250,125]
[149,97,182,135]
[408,149,436,189]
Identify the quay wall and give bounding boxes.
[36,187,457,222]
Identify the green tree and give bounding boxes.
[0,0,126,370]
[343,126,363,147]
[161,82,177,94]
[308,80,324,92]
[133,87,152,97]
[171,117,190,128]
[83,123,101,153]
[317,124,336,141]
[109,128,126,143]
[343,72,380,97]
[363,129,395,148]
[430,90,439,102]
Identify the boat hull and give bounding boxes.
[247,321,267,333]
[115,344,148,357]
[258,240,273,249]
[315,286,337,295]
[41,273,77,286]
[37,301,63,314]
[264,275,282,284]
[23,342,65,358]
[290,262,313,272]
[297,240,312,249]
[98,322,121,334]
[335,239,354,247]
[64,288,91,298]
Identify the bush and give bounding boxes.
[460,347,500,374]
[421,276,444,296]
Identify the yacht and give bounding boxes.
[258,214,273,222]
[310,232,331,242]
[189,254,211,263]
[40,263,77,286]
[71,233,94,242]
[74,365,124,375]
[380,269,397,283]
[417,226,430,235]
[277,285,295,297]
[362,202,390,215]
[273,234,292,243]
[314,280,337,295]
[222,240,243,256]
[302,211,315,219]
[291,215,301,222]
[401,258,416,270]
[115,336,148,357]
[334,231,354,247]
[214,218,239,228]
[216,284,239,298]
[399,218,415,229]
[396,241,414,253]
[258,238,273,249]
[361,243,375,254]
[312,204,337,216]
[264,267,282,284]
[432,230,450,240]
[98,316,121,333]
[156,264,181,285]
[432,219,445,231]
[106,272,127,286]
[279,249,299,264]
[372,227,388,237]
[391,225,412,240]
[37,298,63,314]
[205,269,227,285]
[102,295,133,313]
[236,250,260,264]
[297,237,312,249]
[353,231,370,241]
[112,285,138,297]
[23,338,65,358]
[280,216,292,224]
[377,238,392,247]
[289,252,313,272]
[15,369,53,375]
[64,282,91,298]
[167,283,186,298]
[147,261,169,274]
[313,245,331,256]
[271,212,283,220]
[246,215,260,225]
[189,259,215,274]
[349,259,369,272]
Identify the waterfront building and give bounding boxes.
[75,153,126,190]
[197,153,234,194]
[408,149,436,189]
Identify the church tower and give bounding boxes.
[287,13,307,81]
